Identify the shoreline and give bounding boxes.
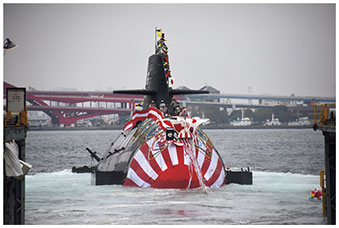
[28,125,313,131]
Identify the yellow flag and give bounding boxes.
[156,29,163,37]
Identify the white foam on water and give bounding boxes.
[25,170,326,225]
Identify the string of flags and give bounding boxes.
[156,28,173,87]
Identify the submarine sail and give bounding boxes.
[92,28,226,189]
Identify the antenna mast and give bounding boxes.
[155,27,157,53]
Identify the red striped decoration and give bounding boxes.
[124,135,225,189]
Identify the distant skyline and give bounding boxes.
[4,4,335,97]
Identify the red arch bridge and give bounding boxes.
[5,82,333,126]
[4,82,148,126]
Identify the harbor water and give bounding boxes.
[25,129,326,225]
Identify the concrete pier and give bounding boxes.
[313,104,336,224]
[4,125,28,224]
[323,129,335,224]
[4,87,29,224]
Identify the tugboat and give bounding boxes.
[230,110,252,127]
[89,29,227,190]
[264,113,281,126]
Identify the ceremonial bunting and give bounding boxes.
[123,107,165,132]
[124,133,226,189]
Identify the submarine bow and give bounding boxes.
[122,108,226,189]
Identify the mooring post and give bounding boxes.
[313,103,336,224]
[323,130,336,224]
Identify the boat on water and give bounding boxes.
[288,116,311,126]
[230,110,252,126]
[264,113,281,126]
[90,29,227,190]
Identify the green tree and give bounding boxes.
[252,109,272,123]
[273,105,293,123]
[244,109,253,119]
[230,110,242,121]
[215,109,230,125]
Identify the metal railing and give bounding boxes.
[313,104,336,127]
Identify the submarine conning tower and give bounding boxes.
[144,54,170,109]
[113,28,209,111]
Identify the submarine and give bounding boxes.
[86,29,252,189]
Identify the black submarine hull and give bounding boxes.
[92,170,125,185]
[84,29,253,188]
[92,169,253,185]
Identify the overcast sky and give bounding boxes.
[4,4,335,97]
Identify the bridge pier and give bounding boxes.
[51,116,59,126]
[118,113,130,125]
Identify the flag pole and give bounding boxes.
[155,27,157,53]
